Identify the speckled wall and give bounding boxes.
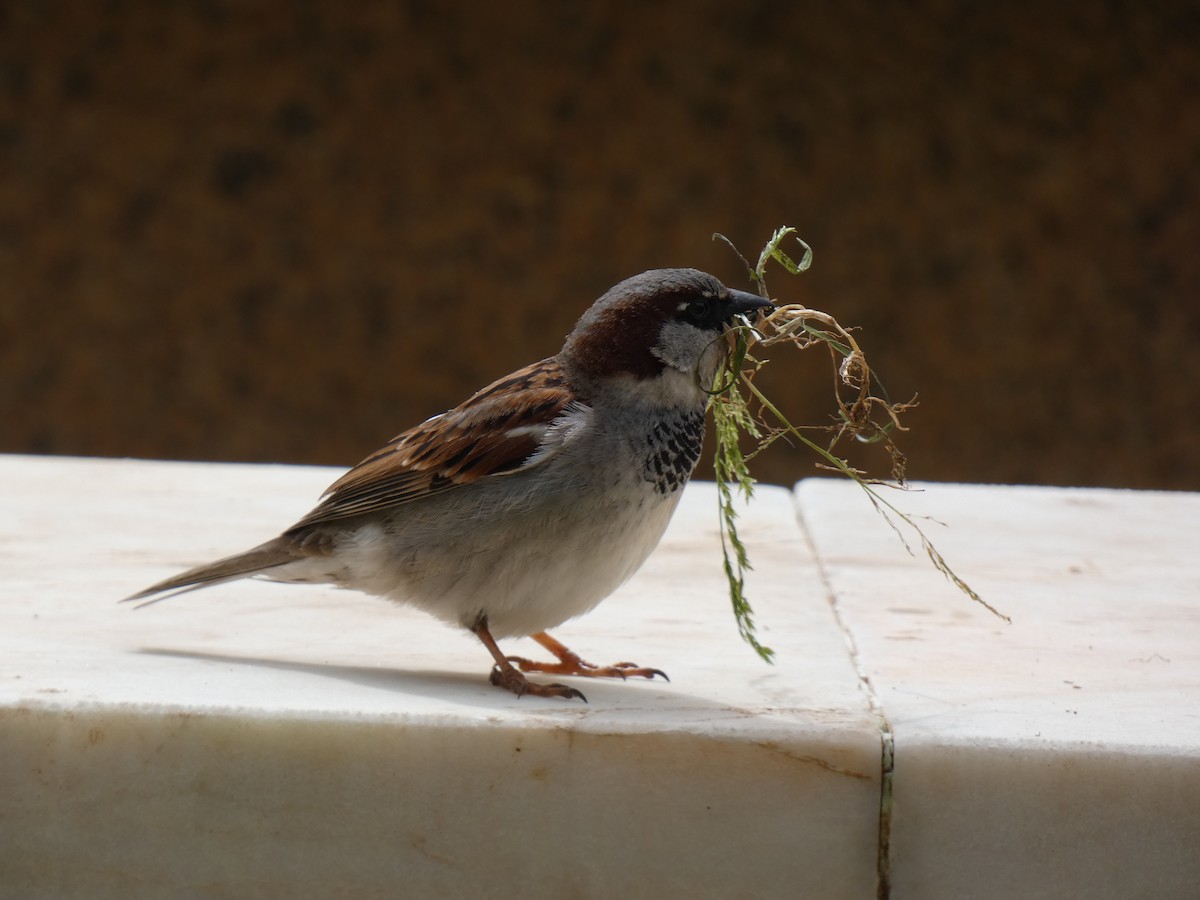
[3,2,1197,490]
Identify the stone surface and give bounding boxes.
[797,478,1200,899]
[0,455,881,899]
[5,455,1199,898]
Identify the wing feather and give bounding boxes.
[289,358,577,530]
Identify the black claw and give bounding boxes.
[563,685,588,703]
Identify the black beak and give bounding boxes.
[725,288,774,322]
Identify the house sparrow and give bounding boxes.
[126,268,773,701]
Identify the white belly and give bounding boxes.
[278,470,685,639]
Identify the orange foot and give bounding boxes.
[472,619,587,702]
[488,663,586,702]
[507,631,669,682]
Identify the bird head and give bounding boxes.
[561,268,773,405]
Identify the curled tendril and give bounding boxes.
[709,229,1006,661]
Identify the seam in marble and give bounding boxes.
[794,493,895,900]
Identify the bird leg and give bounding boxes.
[471,618,586,701]
[507,631,669,682]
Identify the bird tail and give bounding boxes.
[123,538,301,608]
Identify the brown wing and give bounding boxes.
[289,357,576,530]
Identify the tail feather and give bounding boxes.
[123,538,301,608]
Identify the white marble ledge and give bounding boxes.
[797,478,1200,899]
[4,454,1199,899]
[0,455,880,900]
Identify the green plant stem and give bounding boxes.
[739,373,1010,622]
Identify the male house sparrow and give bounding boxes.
[127,269,772,700]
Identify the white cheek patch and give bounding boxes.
[652,320,717,374]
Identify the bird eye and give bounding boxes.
[681,297,714,324]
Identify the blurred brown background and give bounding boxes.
[2,1,1197,490]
